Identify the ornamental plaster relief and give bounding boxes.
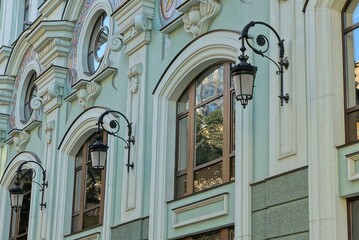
[182,0,221,38]
[45,121,55,145]
[76,81,101,109]
[10,130,30,153]
[127,63,142,94]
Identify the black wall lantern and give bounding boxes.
[89,110,135,172]
[231,21,289,108]
[9,161,47,212]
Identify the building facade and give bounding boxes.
[0,0,355,239]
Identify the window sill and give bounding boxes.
[64,225,102,240]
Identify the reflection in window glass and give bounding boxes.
[72,134,105,233]
[87,12,109,75]
[344,1,359,142]
[196,66,224,104]
[175,63,234,198]
[195,98,223,166]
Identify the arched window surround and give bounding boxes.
[149,30,252,240]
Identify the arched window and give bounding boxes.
[175,62,235,198]
[71,133,106,233]
[9,176,32,240]
[343,0,359,142]
[22,72,37,124]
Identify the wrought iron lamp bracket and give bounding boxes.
[15,160,48,210]
[241,21,290,105]
[96,110,135,172]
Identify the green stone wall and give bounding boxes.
[251,168,309,240]
[111,217,149,240]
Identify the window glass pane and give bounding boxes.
[177,117,188,171]
[83,208,100,229]
[229,228,235,240]
[193,231,221,240]
[177,89,189,113]
[196,66,224,104]
[175,175,187,198]
[73,169,82,212]
[194,162,223,192]
[346,30,359,108]
[85,165,102,209]
[195,98,223,166]
[75,149,82,167]
[18,185,31,235]
[345,2,359,28]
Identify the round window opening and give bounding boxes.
[87,12,110,75]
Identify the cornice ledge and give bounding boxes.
[27,21,75,54]
[35,65,68,114]
[39,0,67,18]
[0,75,15,107]
[0,46,12,64]
[114,1,154,55]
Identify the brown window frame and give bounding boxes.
[347,196,359,240]
[175,62,235,199]
[342,0,359,143]
[71,133,106,234]
[178,227,235,240]
[9,180,32,240]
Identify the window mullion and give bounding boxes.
[187,83,196,195]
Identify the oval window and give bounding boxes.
[87,12,109,75]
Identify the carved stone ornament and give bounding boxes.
[77,81,101,109]
[182,0,221,37]
[12,130,30,153]
[30,96,43,111]
[108,33,124,52]
[135,14,149,32]
[127,63,142,94]
[45,121,55,144]
[47,82,63,98]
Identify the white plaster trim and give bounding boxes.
[172,194,228,228]
[76,1,114,81]
[347,153,359,181]
[149,30,240,240]
[15,60,42,129]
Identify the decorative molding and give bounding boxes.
[45,121,55,145]
[0,75,15,108]
[172,193,229,228]
[127,63,142,94]
[135,14,149,32]
[113,1,154,55]
[0,46,12,65]
[181,0,221,37]
[347,153,359,181]
[108,33,124,52]
[27,21,75,67]
[75,81,101,109]
[9,130,30,153]
[35,65,67,114]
